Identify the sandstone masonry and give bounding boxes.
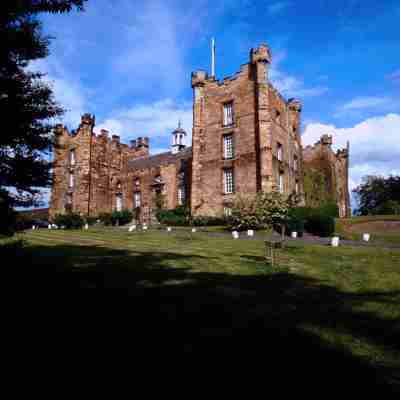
[49,43,351,222]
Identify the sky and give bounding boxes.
[32,0,400,207]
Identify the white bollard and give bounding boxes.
[247,229,254,237]
[291,231,298,238]
[84,223,89,230]
[32,225,35,230]
[48,224,52,230]
[191,228,197,233]
[142,224,148,231]
[362,233,370,242]
[128,225,136,232]
[167,227,172,232]
[232,231,239,239]
[331,236,340,247]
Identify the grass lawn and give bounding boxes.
[5,228,400,393]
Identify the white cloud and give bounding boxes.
[302,113,400,191]
[269,51,328,98]
[28,59,87,127]
[267,1,292,15]
[340,96,393,111]
[95,99,193,152]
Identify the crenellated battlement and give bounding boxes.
[250,44,272,64]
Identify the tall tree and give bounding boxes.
[0,0,86,208]
[353,175,400,215]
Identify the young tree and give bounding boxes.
[231,191,290,233]
[0,1,86,209]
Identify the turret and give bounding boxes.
[250,44,272,82]
[171,121,187,154]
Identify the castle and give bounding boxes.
[49,44,351,222]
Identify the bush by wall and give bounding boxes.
[111,210,134,226]
[99,212,112,226]
[305,212,335,237]
[156,206,189,226]
[54,213,85,229]
[0,190,16,237]
[191,215,229,227]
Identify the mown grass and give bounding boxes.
[3,228,400,393]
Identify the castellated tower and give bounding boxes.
[49,114,149,219]
[190,44,304,217]
[303,135,351,218]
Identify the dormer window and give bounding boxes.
[223,101,234,127]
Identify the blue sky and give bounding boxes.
[32,0,400,204]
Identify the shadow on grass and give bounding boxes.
[8,243,400,394]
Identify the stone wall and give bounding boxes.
[49,114,149,219]
[190,44,304,217]
[302,134,351,217]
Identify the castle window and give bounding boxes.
[223,168,234,194]
[178,186,185,206]
[69,149,76,166]
[224,207,232,217]
[223,134,234,159]
[278,172,284,193]
[293,155,298,171]
[69,172,74,188]
[134,178,140,187]
[223,102,234,127]
[116,194,123,211]
[295,180,299,194]
[277,143,283,161]
[134,192,141,208]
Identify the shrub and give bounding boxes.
[373,200,400,215]
[319,202,339,218]
[231,191,289,231]
[85,216,98,226]
[54,213,85,229]
[191,216,228,227]
[305,212,335,237]
[285,213,305,237]
[111,209,133,226]
[99,212,112,226]
[156,207,190,226]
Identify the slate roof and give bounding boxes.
[128,146,192,171]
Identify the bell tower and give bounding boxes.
[171,121,187,154]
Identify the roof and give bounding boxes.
[128,146,192,170]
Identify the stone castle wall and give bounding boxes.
[49,43,351,223]
[190,44,303,217]
[303,134,351,217]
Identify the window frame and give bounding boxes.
[222,101,234,127]
[134,191,141,208]
[223,168,234,194]
[222,133,234,160]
